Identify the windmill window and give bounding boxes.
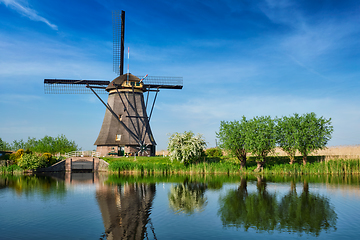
[116,135,121,141]
[136,82,140,86]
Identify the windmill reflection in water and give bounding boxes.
[96,182,157,240]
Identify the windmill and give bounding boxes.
[44,10,183,157]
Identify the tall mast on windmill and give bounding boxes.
[44,10,183,157]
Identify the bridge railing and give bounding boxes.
[64,151,100,158]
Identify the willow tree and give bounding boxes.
[216,116,249,168]
[296,113,333,165]
[246,116,277,172]
[277,114,300,164]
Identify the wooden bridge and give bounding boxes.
[36,157,109,172]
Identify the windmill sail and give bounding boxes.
[44,77,183,94]
[44,79,109,94]
[113,10,125,76]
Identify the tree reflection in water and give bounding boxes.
[0,174,66,198]
[218,177,337,236]
[218,177,278,232]
[168,179,208,215]
[278,180,337,236]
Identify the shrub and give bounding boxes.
[15,149,24,159]
[17,153,47,170]
[205,148,223,158]
[41,153,56,165]
[168,131,207,165]
[8,149,24,164]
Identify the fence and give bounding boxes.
[64,151,100,158]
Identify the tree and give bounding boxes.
[205,147,223,158]
[53,134,79,153]
[277,114,300,164]
[4,135,78,153]
[216,116,249,168]
[33,134,78,154]
[24,137,38,151]
[246,116,277,171]
[296,113,333,165]
[11,139,25,151]
[167,131,206,165]
[0,138,11,151]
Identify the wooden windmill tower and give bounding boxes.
[44,11,183,156]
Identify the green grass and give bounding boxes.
[103,155,360,175]
[2,155,359,176]
[0,164,23,174]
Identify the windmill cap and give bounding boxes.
[106,73,141,92]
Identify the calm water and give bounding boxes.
[1,173,360,240]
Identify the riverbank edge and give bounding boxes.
[106,157,360,175]
[2,157,360,175]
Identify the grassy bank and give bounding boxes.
[2,155,359,175]
[104,155,360,175]
[0,165,23,175]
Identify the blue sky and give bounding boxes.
[1,0,360,151]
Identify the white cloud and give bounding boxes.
[0,0,58,30]
[0,94,42,104]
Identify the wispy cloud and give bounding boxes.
[0,0,58,30]
[0,94,42,104]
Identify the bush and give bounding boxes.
[205,148,223,158]
[17,153,47,170]
[41,153,56,165]
[15,149,24,159]
[168,131,207,165]
[8,149,24,164]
